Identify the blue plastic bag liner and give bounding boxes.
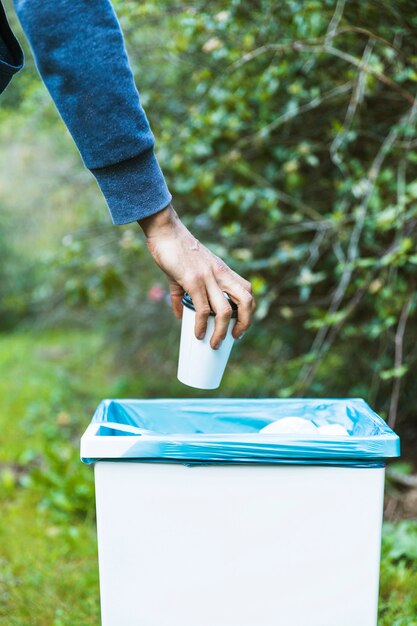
[81,398,400,467]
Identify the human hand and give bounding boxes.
[138,204,255,349]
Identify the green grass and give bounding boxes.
[0,329,415,625]
[379,521,417,625]
[0,329,109,625]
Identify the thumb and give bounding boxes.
[169,280,184,319]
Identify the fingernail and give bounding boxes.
[197,333,205,340]
[213,341,222,350]
[237,333,245,340]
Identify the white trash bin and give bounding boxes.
[81,398,400,626]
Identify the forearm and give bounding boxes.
[14,0,171,224]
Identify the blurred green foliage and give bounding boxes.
[2,1,417,426]
[0,215,26,327]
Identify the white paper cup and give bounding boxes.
[177,293,237,390]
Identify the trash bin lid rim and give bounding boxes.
[80,398,400,465]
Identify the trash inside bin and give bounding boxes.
[81,398,400,626]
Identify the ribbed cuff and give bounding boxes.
[91,149,173,225]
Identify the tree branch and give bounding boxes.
[388,297,412,429]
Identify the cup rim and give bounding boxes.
[181,292,238,318]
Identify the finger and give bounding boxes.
[169,281,184,319]
[188,286,211,340]
[206,282,233,349]
[220,280,255,339]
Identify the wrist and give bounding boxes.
[137,203,179,238]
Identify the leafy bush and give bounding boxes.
[75,0,417,424]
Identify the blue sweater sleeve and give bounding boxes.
[13,0,172,225]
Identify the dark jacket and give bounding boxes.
[0,1,172,225]
[0,1,23,93]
